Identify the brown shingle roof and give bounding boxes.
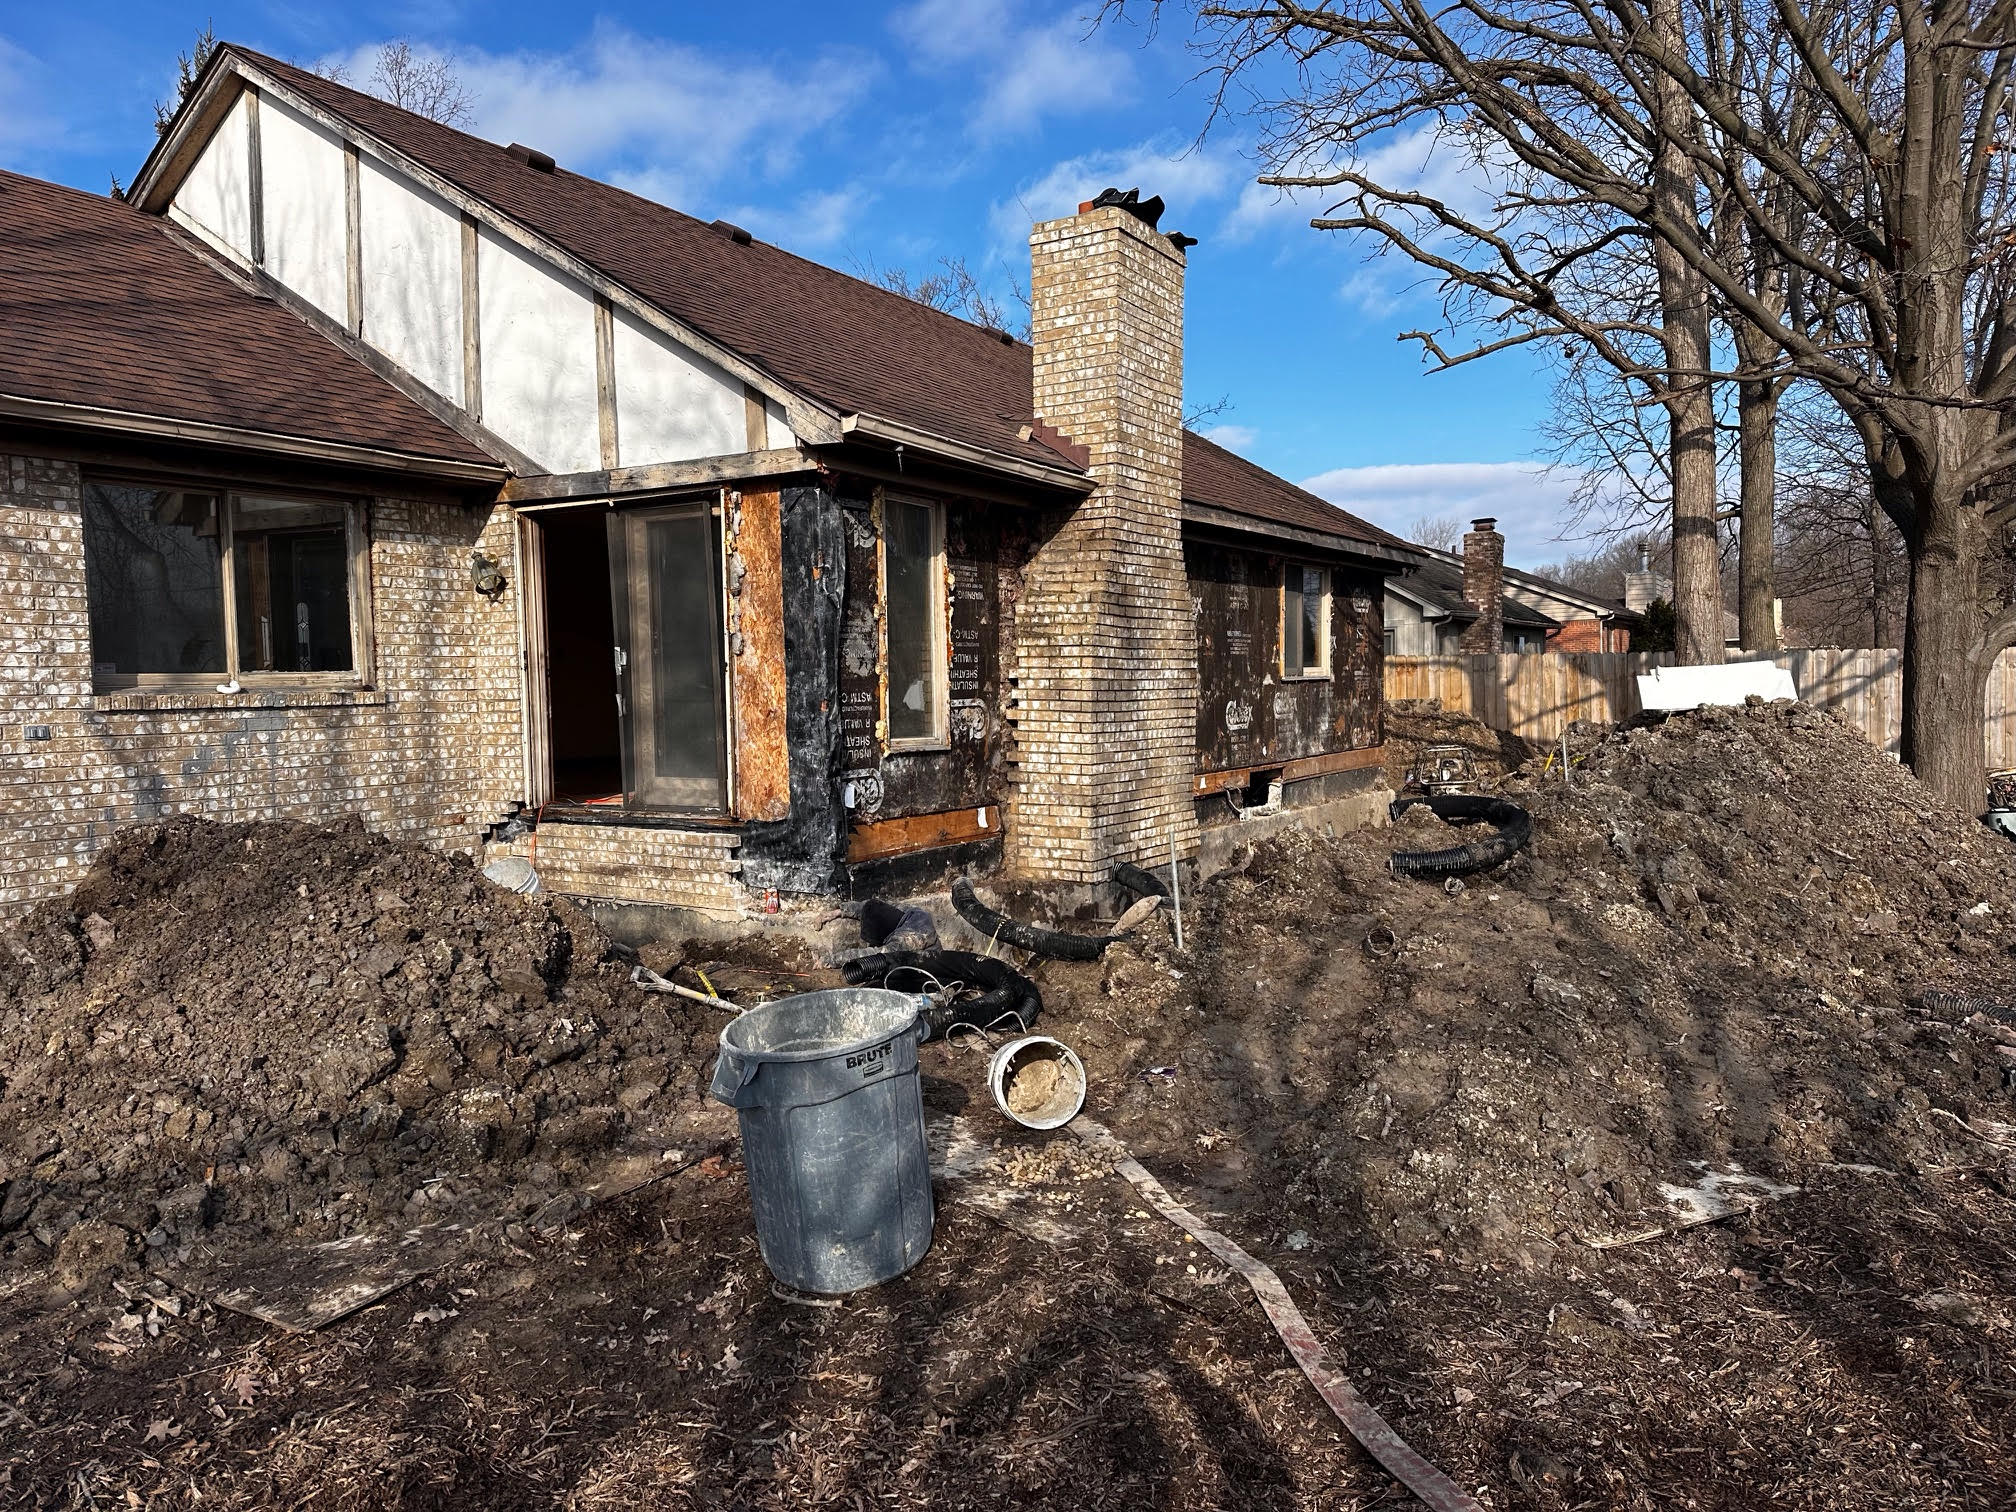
[0,168,496,473]
[223,49,1397,548]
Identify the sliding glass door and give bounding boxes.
[607,501,728,812]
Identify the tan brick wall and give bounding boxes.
[1008,205,1201,882]
[0,452,527,918]
[488,824,743,915]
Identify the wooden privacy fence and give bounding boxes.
[1385,649,2016,770]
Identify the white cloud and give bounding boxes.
[1221,124,1508,315]
[319,26,872,207]
[989,135,1239,251]
[1299,461,1603,568]
[892,0,1136,137]
[717,187,870,252]
[1200,423,1257,451]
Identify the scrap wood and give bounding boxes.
[1069,1116,1483,1512]
[1583,1169,1801,1251]
[185,1221,477,1334]
[1928,1105,2016,1147]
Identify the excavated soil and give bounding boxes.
[0,817,712,1289]
[1384,697,1538,792]
[4,703,2016,1509]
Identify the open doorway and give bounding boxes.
[537,509,623,803]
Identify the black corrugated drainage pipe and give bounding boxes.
[841,949,1042,1041]
[1388,794,1533,879]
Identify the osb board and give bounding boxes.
[731,487,790,822]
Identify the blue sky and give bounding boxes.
[0,0,1596,565]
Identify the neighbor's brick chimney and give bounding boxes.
[1458,517,1505,653]
[1007,191,1199,883]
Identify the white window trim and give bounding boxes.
[879,490,950,752]
[84,476,375,694]
[1280,561,1332,681]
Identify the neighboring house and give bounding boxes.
[0,43,1414,924]
[1384,519,1639,655]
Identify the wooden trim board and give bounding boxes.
[847,805,999,863]
[1194,744,1385,797]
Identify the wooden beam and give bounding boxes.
[501,447,819,504]
[595,296,620,470]
[460,213,482,421]
[244,86,265,269]
[199,252,538,475]
[743,384,768,452]
[344,143,362,337]
[846,805,1000,864]
[1194,744,1386,797]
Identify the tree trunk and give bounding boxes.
[1649,0,1722,665]
[1899,485,1993,810]
[1736,375,1780,651]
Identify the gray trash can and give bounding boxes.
[708,987,934,1294]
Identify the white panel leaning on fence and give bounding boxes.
[1386,649,2016,769]
[1635,662,1799,712]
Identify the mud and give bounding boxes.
[0,818,710,1286]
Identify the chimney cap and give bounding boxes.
[1469,517,1499,533]
[1080,186,1166,230]
[505,143,557,174]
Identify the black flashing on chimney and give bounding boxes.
[1087,186,1165,230]
[505,143,557,174]
[711,219,754,245]
[1168,231,1198,251]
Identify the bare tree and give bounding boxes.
[153,21,218,136]
[1144,0,2016,810]
[858,255,1027,339]
[1408,512,1468,551]
[312,41,476,127]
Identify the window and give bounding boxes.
[882,495,947,747]
[1281,563,1330,678]
[83,479,367,690]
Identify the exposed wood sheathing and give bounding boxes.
[729,488,790,822]
[1190,542,1385,773]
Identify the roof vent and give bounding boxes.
[711,219,753,245]
[987,327,1015,346]
[505,143,556,174]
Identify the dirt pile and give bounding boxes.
[1052,699,2016,1265]
[0,818,708,1285]
[1382,696,1537,791]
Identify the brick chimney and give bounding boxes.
[1458,517,1505,653]
[1007,190,1199,883]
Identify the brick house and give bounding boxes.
[0,44,1411,925]
[1384,520,1639,655]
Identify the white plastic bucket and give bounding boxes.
[986,1035,1087,1130]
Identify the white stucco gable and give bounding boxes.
[143,63,815,479]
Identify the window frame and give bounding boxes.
[82,472,374,694]
[878,490,950,753]
[1279,561,1333,681]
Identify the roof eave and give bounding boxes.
[837,413,1093,495]
[0,392,509,484]
[1182,501,1415,570]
